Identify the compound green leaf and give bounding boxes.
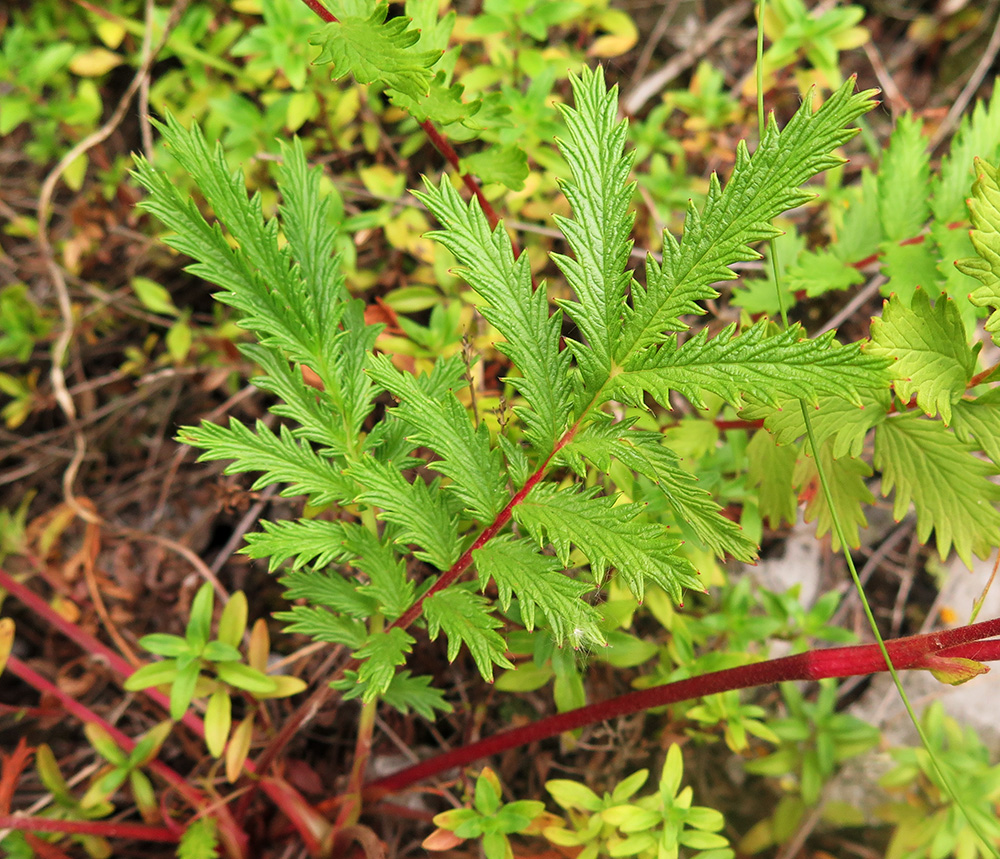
[380,670,452,719]
[243,519,349,571]
[551,66,635,387]
[350,455,460,570]
[341,524,415,620]
[417,176,571,454]
[741,390,889,458]
[273,606,367,647]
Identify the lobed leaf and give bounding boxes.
[957,158,1000,335]
[874,413,1000,567]
[868,290,977,424]
[423,585,513,681]
[313,1,441,102]
[617,321,891,411]
[514,483,703,603]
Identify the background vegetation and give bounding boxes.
[3,1,1000,857]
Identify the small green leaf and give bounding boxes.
[130,770,158,820]
[217,592,248,648]
[204,689,232,757]
[84,723,127,767]
[186,582,215,652]
[475,769,502,816]
[423,585,513,682]
[137,633,190,657]
[214,661,279,694]
[124,660,180,691]
[171,659,202,720]
[312,2,440,101]
[129,721,172,768]
[202,641,243,663]
[131,276,179,316]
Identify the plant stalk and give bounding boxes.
[361,619,1000,796]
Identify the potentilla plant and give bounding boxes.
[133,66,887,714]
[107,4,1000,856]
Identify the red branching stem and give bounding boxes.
[0,569,206,741]
[387,430,576,634]
[0,814,179,843]
[6,656,198,803]
[363,617,1000,796]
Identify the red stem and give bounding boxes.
[363,618,1000,796]
[0,814,178,843]
[253,431,575,774]
[387,434,571,634]
[5,655,205,808]
[0,569,206,740]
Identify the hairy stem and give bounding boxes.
[0,814,179,843]
[362,618,1000,796]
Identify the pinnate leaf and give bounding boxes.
[620,78,878,354]
[350,455,460,570]
[568,425,756,561]
[368,353,507,521]
[353,627,415,702]
[179,419,353,506]
[472,535,602,646]
[416,176,571,453]
[551,66,635,385]
[514,484,703,603]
